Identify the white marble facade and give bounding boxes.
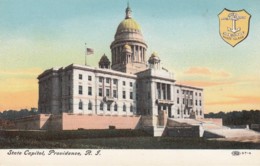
[38,5,204,119]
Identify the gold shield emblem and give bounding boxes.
[218,9,251,47]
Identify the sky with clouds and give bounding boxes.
[0,0,260,112]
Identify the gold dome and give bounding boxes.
[122,44,132,53]
[116,18,141,34]
[123,44,131,50]
[148,52,160,64]
[151,52,159,57]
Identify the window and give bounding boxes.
[123,104,126,112]
[199,93,201,96]
[130,92,133,99]
[88,101,92,110]
[107,103,111,111]
[123,91,126,99]
[88,76,92,81]
[114,103,118,111]
[79,101,83,110]
[130,82,133,87]
[182,90,184,94]
[195,100,198,106]
[177,90,179,93]
[130,104,133,112]
[183,98,185,104]
[79,85,83,95]
[68,86,71,96]
[106,78,110,84]
[200,110,202,115]
[88,87,92,96]
[123,81,126,86]
[99,88,102,97]
[177,97,179,104]
[184,109,186,114]
[79,74,82,80]
[106,89,110,96]
[113,90,117,98]
[199,100,202,106]
[100,102,103,111]
[113,79,117,85]
[195,92,197,96]
[99,77,103,83]
[177,108,180,114]
[196,110,198,115]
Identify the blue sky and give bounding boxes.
[0,0,260,112]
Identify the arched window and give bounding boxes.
[79,100,83,110]
[114,103,118,111]
[88,101,92,110]
[130,104,133,112]
[123,104,126,112]
[100,102,103,111]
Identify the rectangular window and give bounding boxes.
[177,90,179,93]
[195,100,198,106]
[113,79,117,85]
[199,93,201,96]
[177,97,179,104]
[195,92,197,96]
[99,88,102,97]
[130,82,133,87]
[130,92,133,99]
[88,76,92,81]
[106,78,110,84]
[113,90,117,98]
[79,74,82,80]
[106,89,110,97]
[100,103,103,111]
[123,91,126,99]
[199,100,202,106]
[79,102,83,110]
[123,81,126,86]
[183,98,185,104]
[79,85,83,95]
[99,77,103,83]
[88,87,92,96]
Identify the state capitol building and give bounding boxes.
[33,4,204,135]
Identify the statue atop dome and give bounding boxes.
[125,2,132,19]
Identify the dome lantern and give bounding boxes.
[125,2,132,19]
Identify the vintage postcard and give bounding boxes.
[0,0,259,165]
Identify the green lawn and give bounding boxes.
[0,130,259,149]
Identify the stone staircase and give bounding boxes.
[167,118,260,138]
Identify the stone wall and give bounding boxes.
[198,118,223,126]
[62,113,141,130]
[15,115,41,130]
